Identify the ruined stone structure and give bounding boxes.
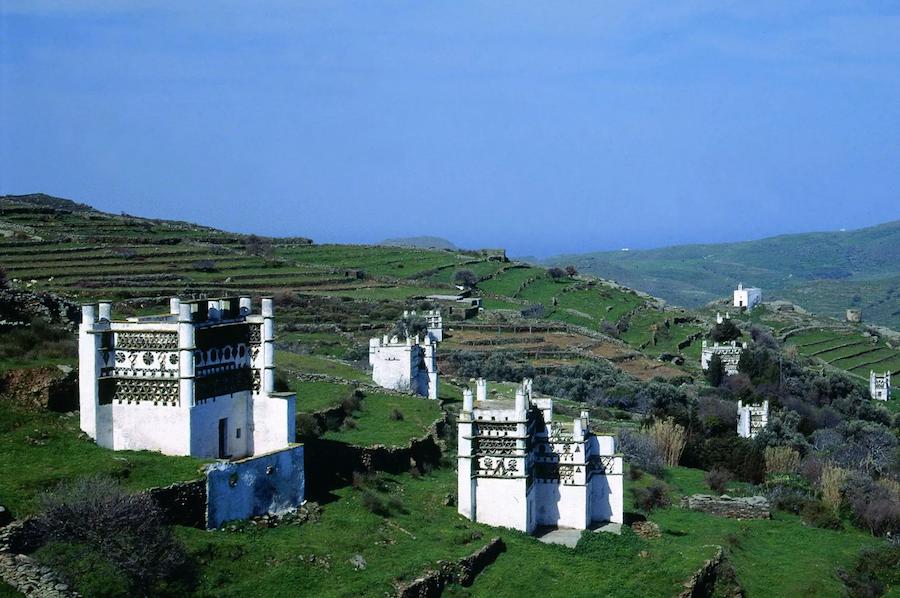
[78,297,296,459]
[870,371,891,401]
[737,400,768,438]
[458,379,623,534]
[403,309,443,343]
[369,334,439,399]
[733,283,761,310]
[681,495,770,519]
[426,294,482,320]
[846,308,862,323]
[701,340,747,376]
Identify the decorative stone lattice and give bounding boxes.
[115,331,178,350]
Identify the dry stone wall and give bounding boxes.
[0,522,78,597]
[681,495,770,519]
[395,537,506,597]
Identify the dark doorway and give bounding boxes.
[218,418,228,458]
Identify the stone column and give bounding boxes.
[78,305,101,438]
[178,303,196,407]
[239,296,252,317]
[476,378,487,403]
[169,297,181,315]
[261,298,275,394]
[98,301,112,322]
[457,393,475,520]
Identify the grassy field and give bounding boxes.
[276,352,370,383]
[323,390,443,447]
[0,408,206,517]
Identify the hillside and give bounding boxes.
[548,220,900,328]
[1,194,898,597]
[379,236,457,250]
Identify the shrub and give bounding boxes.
[453,269,477,288]
[632,481,669,513]
[31,477,190,595]
[765,446,801,475]
[841,471,900,536]
[800,499,843,530]
[709,319,742,343]
[648,418,686,467]
[547,267,566,281]
[819,464,848,513]
[705,467,731,494]
[192,259,216,272]
[617,429,665,476]
[340,391,362,416]
[706,353,725,387]
[628,466,644,481]
[297,414,322,440]
[342,417,358,430]
[564,265,578,277]
[838,543,900,598]
[389,408,404,421]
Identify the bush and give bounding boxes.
[31,477,191,595]
[547,267,566,281]
[709,319,742,343]
[838,544,900,598]
[841,472,900,536]
[453,269,477,288]
[800,499,843,530]
[632,481,669,513]
[765,446,801,475]
[628,466,644,481]
[192,259,216,272]
[297,413,322,440]
[647,418,686,467]
[819,464,848,513]
[705,467,731,494]
[389,408,404,421]
[617,430,665,476]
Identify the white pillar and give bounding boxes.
[97,302,112,322]
[463,388,474,411]
[178,303,196,407]
[239,296,252,316]
[457,409,475,520]
[476,378,487,403]
[262,298,275,394]
[78,305,100,438]
[169,297,181,315]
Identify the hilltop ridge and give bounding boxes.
[547,220,900,328]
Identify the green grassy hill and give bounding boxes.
[548,220,900,329]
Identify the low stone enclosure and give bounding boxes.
[396,537,506,597]
[681,495,771,520]
[143,445,307,530]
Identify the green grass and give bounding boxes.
[276,352,370,383]
[293,381,357,413]
[323,391,442,447]
[0,408,206,517]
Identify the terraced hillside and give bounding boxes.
[549,219,900,329]
[0,194,715,377]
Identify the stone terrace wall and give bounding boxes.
[395,537,506,597]
[0,522,78,597]
[681,495,770,520]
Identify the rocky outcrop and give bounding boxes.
[395,537,506,597]
[681,495,770,520]
[0,365,78,412]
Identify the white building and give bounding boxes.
[870,371,891,401]
[369,334,439,399]
[737,400,768,438]
[701,340,747,376]
[458,379,623,534]
[79,297,296,459]
[733,283,762,310]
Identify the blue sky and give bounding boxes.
[2,2,899,256]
